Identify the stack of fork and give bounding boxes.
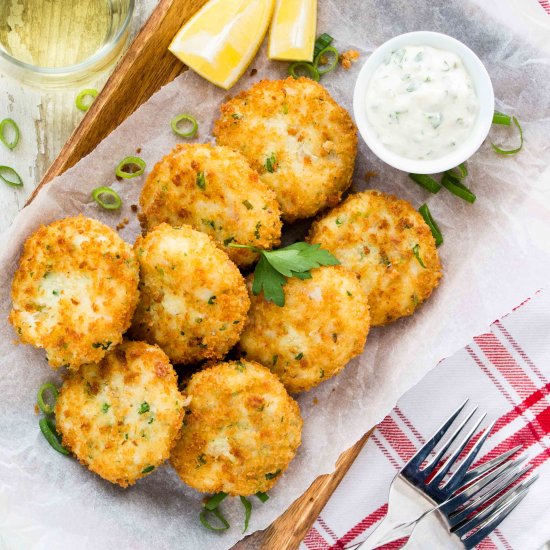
[354,400,537,549]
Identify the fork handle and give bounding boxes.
[355,514,413,549]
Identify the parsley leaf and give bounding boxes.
[232,241,339,306]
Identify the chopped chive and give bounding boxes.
[242,199,253,210]
[91,186,122,210]
[171,113,198,138]
[208,296,216,305]
[37,382,59,415]
[138,402,150,414]
[199,508,229,531]
[491,116,523,156]
[288,62,320,82]
[256,491,269,503]
[196,171,206,190]
[75,88,98,111]
[101,403,110,413]
[295,352,304,360]
[314,46,339,76]
[313,33,334,59]
[142,465,155,474]
[492,111,511,126]
[39,417,69,455]
[441,172,476,203]
[265,153,277,173]
[240,496,252,533]
[115,156,146,179]
[205,492,228,511]
[265,469,281,480]
[223,236,235,246]
[0,165,23,188]
[418,204,443,246]
[409,173,441,193]
[412,244,426,268]
[0,118,20,149]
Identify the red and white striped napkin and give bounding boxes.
[302,288,550,550]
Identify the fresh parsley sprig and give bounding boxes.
[230,242,340,306]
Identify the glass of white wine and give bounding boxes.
[0,0,134,87]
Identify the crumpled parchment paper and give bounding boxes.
[1,1,550,548]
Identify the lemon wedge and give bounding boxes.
[169,0,275,90]
[268,0,317,61]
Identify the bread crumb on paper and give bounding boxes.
[341,49,360,70]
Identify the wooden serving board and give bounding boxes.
[33,0,372,546]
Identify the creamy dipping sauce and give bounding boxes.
[365,45,479,160]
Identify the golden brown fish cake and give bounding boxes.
[55,340,184,487]
[213,77,357,222]
[308,190,442,326]
[238,266,370,393]
[170,360,302,496]
[130,224,249,364]
[9,215,139,370]
[139,144,282,267]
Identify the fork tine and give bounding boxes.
[404,399,469,473]
[461,445,522,485]
[439,458,519,516]
[448,462,532,528]
[428,413,486,486]
[462,482,534,549]
[443,421,495,493]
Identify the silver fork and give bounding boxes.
[403,458,537,549]
[354,400,521,549]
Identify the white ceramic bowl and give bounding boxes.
[353,31,494,174]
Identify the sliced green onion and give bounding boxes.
[39,417,69,455]
[0,165,23,188]
[37,382,59,415]
[240,496,252,533]
[492,111,511,126]
[75,89,98,112]
[313,33,334,59]
[491,116,523,156]
[441,173,476,203]
[205,492,228,511]
[0,118,20,149]
[142,465,155,474]
[448,162,468,180]
[171,114,198,138]
[91,186,122,210]
[412,244,426,268]
[288,62,320,82]
[199,508,230,531]
[408,173,441,194]
[115,156,146,179]
[256,491,269,503]
[418,204,443,247]
[314,46,339,76]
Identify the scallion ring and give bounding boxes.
[256,491,269,503]
[418,204,443,247]
[288,62,320,82]
[0,165,23,188]
[313,33,334,59]
[92,186,122,210]
[75,89,99,112]
[448,162,468,180]
[39,417,70,455]
[205,492,228,511]
[171,114,198,138]
[314,46,339,76]
[37,382,59,415]
[492,111,511,126]
[199,508,230,531]
[441,173,476,203]
[491,116,523,156]
[0,118,20,150]
[240,496,252,533]
[115,156,146,179]
[408,173,441,194]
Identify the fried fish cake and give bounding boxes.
[308,191,442,326]
[170,360,302,496]
[139,144,282,267]
[130,224,249,364]
[55,341,184,487]
[213,77,357,222]
[9,215,139,370]
[238,266,370,393]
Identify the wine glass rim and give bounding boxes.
[0,0,135,76]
